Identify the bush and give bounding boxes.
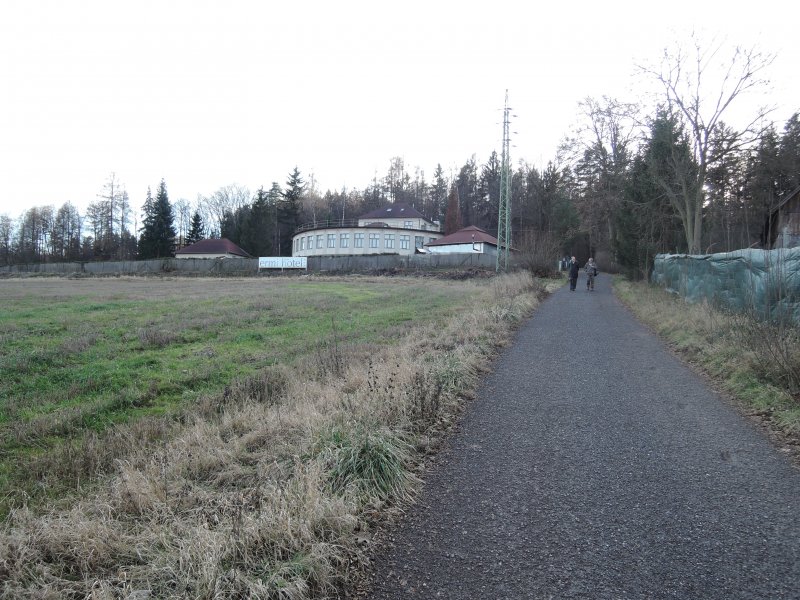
[516,230,562,278]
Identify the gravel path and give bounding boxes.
[363,273,800,599]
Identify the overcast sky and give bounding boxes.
[1,0,798,219]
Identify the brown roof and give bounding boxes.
[425,226,498,247]
[175,238,252,257]
[359,203,429,221]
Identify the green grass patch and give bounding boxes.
[0,271,545,596]
[0,276,479,511]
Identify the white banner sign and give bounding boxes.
[258,256,307,269]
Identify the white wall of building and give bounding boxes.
[292,227,442,257]
[426,242,497,256]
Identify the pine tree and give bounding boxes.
[137,187,155,258]
[479,151,501,232]
[241,187,273,257]
[778,112,800,194]
[456,157,479,228]
[278,167,305,255]
[138,180,177,259]
[430,164,449,226]
[267,182,283,253]
[185,211,205,245]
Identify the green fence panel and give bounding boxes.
[652,248,800,323]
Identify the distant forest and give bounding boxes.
[2,42,799,277]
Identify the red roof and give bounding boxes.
[359,203,429,221]
[425,226,498,247]
[176,238,252,257]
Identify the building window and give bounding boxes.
[294,239,299,253]
[404,220,413,229]
[385,234,395,249]
[300,237,306,250]
[400,235,410,250]
[415,235,424,249]
[369,233,380,248]
[317,234,324,249]
[327,233,336,248]
[307,236,313,250]
[354,232,364,248]
[428,237,436,244]
[340,233,350,248]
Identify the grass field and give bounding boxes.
[0,277,483,506]
[0,272,547,598]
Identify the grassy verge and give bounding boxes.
[0,277,466,510]
[614,278,800,446]
[0,272,548,598]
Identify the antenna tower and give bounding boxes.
[496,90,512,272]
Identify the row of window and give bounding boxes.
[294,232,437,253]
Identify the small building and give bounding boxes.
[292,203,443,257]
[765,185,800,249]
[174,238,252,259]
[424,225,499,255]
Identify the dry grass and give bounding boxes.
[0,271,544,598]
[615,278,800,437]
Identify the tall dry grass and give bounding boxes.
[0,272,543,599]
[615,278,800,434]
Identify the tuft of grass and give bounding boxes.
[314,428,417,502]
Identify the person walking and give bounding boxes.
[568,256,579,291]
[585,257,598,291]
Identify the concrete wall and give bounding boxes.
[0,258,259,276]
[310,252,499,272]
[0,252,504,276]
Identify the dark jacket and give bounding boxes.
[568,260,580,278]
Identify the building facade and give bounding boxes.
[424,225,499,256]
[292,203,443,257]
[765,185,800,249]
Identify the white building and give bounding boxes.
[424,226,499,256]
[292,203,443,257]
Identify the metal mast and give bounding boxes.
[496,90,512,272]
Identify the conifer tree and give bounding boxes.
[278,167,305,255]
[185,211,205,245]
[138,180,176,259]
[240,187,274,257]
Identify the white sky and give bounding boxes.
[1,0,798,219]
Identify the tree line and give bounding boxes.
[1,38,798,275]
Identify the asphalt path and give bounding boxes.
[364,272,800,599]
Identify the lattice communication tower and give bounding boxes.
[496,90,512,272]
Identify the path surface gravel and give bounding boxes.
[363,273,800,599]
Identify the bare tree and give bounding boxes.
[197,183,251,238]
[95,173,125,258]
[640,34,774,253]
[0,214,14,265]
[51,202,83,260]
[172,198,191,248]
[566,96,641,256]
